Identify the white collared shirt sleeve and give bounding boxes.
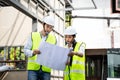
[78,43,85,55]
[24,35,33,57]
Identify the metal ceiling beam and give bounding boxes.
[4,0,64,37]
[58,0,64,6]
[0,0,10,6]
[31,0,48,12]
[72,15,120,20]
[62,0,96,11]
[37,0,50,12]
[50,0,97,11]
[66,0,74,9]
[53,29,64,38]
[40,0,64,21]
[91,0,97,9]
[72,15,120,27]
[53,7,96,11]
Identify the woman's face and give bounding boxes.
[65,35,74,44]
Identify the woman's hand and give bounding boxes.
[68,51,75,56]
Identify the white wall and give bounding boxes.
[72,9,120,49]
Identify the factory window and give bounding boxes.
[107,48,120,78]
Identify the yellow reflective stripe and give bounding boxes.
[70,69,85,74]
[64,71,69,75]
[72,60,84,65]
[28,60,36,62]
[64,69,85,74]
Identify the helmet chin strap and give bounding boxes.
[45,32,49,35]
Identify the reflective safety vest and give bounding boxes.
[64,42,86,80]
[27,32,56,72]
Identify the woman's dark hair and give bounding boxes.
[72,34,76,38]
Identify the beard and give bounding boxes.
[45,31,49,35]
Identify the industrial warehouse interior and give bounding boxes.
[0,0,120,80]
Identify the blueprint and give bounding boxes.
[36,41,70,70]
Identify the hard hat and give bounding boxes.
[64,26,77,35]
[42,15,55,27]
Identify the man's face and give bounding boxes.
[44,24,53,34]
[65,35,74,44]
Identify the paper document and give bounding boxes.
[36,41,70,70]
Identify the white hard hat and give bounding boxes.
[42,15,55,27]
[64,26,77,35]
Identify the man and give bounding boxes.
[64,26,86,80]
[24,15,57,80]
